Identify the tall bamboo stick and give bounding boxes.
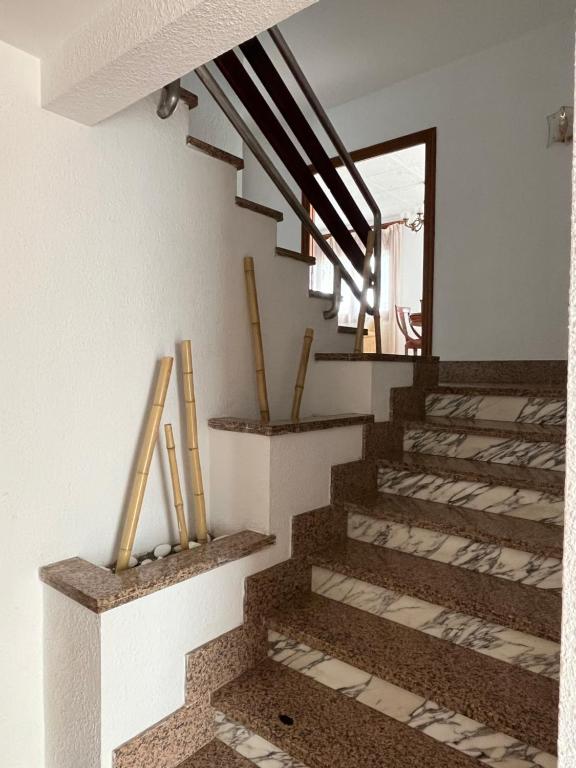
[164,423,189,550]
[116,357,173,572]
[181,341,208,544]
[354,230,376,354]
[243,256,270,423]
[291,328,314,422]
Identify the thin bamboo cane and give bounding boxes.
[164,423,189,550]
[243,256,270,423]
[116,357,173,572]
[181,341,209,544]
[354,230,376,354]
[291,327,314,422]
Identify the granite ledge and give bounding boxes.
[315,352,439,363]
[40,530,275,613]
[208,413,374,436]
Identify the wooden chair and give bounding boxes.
[395,305,422,355]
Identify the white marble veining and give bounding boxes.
[215,711,309,768]
[348,513,562,589]
[311,567,560,680]
[268,632,556,768]
[404,428,565,472]
[377,467,564,525]
[425,394,566,425]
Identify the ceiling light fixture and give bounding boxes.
[403,211,424,232]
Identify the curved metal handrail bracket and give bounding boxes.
[195,64,366,305]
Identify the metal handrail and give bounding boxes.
[268,26,382,352]
[195,64,369,307]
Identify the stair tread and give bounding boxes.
[269,593,558,754]
[213,659,479,768]
[311,540,561,641]
[377,452,565,494]
[430,383,566,397]
[275,246,315,265]
[342,493,563,559]
[235,196,283,221]
[407,416,566,443]
[177,740,254,767]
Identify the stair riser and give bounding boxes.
[404,428,565,471]
[347,513,562,589]
[215,711,308,767]
[311,566,560,680]
[426,394,566,425]
[268,631,556,768]
[377,467,564,525]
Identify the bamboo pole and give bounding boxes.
[243,256,270,423]
[291,327,314,422]
[116,357,173,572]
[164,423,189,550]
[181,341,209,544]
[354,230,376,353]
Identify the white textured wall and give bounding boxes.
[558,29,576,766]
[0,39,350,768]
[243,20,574,360]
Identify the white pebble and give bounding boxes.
[140,559,153,566]
[154,544,172,558]
[128,556,138,568]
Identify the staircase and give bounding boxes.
[181,376,563,767]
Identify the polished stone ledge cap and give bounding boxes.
[315,353,439,363]
[40,530,275,613]
[208,413,374,436]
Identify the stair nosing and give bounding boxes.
[186,135,244,170]
[275,246,315,265]
[234,196,283,221]
[429,383,566,398]
[405,416,566,443]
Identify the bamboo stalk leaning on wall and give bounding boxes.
[116,357,173,572]
[164,423,189,550]
[291,327,314,422]
[243,256,270,423]
[354,230,376,354]
[181,340,209,544]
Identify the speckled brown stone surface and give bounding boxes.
[113,702,212,768]
[244,557,310,630]
[275,246,315,265]
[409,416,566,443]
[311,540,561,641]
[269,594,559,754]
[430,383,566,397]
[235,196,283,221]
[363,421,403,459]
[378,452,565,494]
[213,660,479,767]
[208,414,373,436]
[413,358,440,388]
[186,136,244,169]
[439,360,567,386]
[331,459,377,503]
[291,506,347,557]
[186,625,266,705]
[40,531,275,613]
[176,740,254,767]
[343,494,563,560]
[315,352,439,363]
[389,386,426,422]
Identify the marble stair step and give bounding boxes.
[214,711,310,767]
[404,419,565,472]
[177,739,255,767]
[377,456,564,526]
[212,659,480,768]
[425,387,566,425]
[267,594,558,757]
[341,495,563,560]
[347,511,562,589]
[310,540,561,642]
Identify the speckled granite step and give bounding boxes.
[177,739,255,767]
[310,540,561,642]
[212,659,479,768]
[347,511,562,589]
[341,495,563,560]
[425,387,566,425]
[377,454,564,526]
[404,418,565,471]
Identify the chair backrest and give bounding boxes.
[395,305,412,340]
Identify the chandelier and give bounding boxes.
[403,211,424,232]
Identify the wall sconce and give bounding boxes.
[403,211,424,232]
[547,106,573,146]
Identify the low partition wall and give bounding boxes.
[41,414,368,768]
